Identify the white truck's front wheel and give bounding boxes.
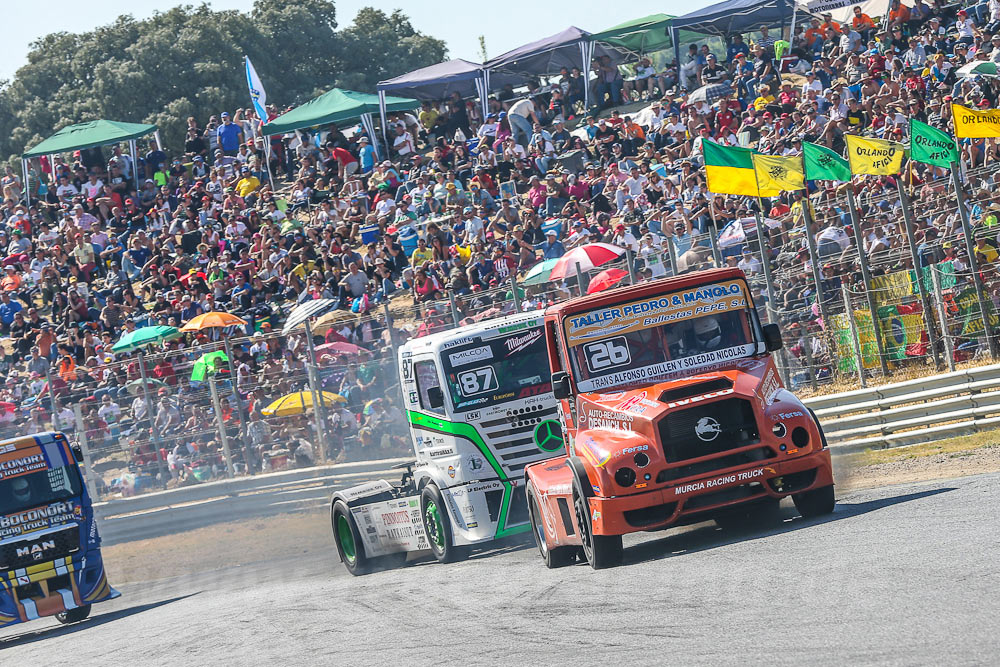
[421,485,468,564]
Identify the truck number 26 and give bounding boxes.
[583,337,631,372]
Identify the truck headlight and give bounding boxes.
[615,467,636,487]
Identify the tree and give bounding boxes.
[3,2,447,166]
[334,9,446,93]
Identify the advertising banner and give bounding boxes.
[565,279,749,347]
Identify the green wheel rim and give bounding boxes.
[425,500,445,549]
[337,515,357,563]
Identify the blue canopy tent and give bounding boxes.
[376,59,524,122]
[669,0,794,67]
[483,26,624,110]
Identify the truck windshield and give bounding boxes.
[564,278,759,392]
[0,466,82,515]
[442,327,550,413]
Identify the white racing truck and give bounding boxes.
[330,311,563,575]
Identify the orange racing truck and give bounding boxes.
[0,432,119,625]
[524,268,835,569]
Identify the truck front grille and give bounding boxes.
[481,405,560,475]
[0,525,79,569]
[656,398,767,480]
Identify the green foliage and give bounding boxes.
[1,2,447,165]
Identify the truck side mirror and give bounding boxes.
[551,371,572,400]
[763,323,783,352]
[426,386,444,409]
[71,445,84,463]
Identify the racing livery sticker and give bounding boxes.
[0,501,82,539]
[579,345,757,392]
[565,280,748,346]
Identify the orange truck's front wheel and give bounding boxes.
[568,457,622,569]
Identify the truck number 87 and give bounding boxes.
[458,366,498,396]
[583,337,631,372]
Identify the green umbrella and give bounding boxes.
[191,350,230,381]
[280,218,303,235]
[957,61,1000,78]
[112,326,181,353]
[522,258,560,286]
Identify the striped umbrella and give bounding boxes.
[956,61,1000,78]
[550,243,625,280]
[282,298,340,334]
[688,82,734,105]
[522,258,561,285]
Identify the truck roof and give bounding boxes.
[400,309,546,356]
[0,432,66,451]
[545,268,747,321]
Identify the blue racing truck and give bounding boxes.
[0,432,119,626]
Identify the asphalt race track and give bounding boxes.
[2,472,998,665]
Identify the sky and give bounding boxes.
[2,0,685,82]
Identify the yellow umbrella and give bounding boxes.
[180,311,248,332]
[261,391,347,417]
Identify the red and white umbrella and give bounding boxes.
[551,243,625,280]
[586,268,629,294]
[315,341,369,360]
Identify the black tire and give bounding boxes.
[807,408,830,449]
[793,484,836,518]
[332,501,372,576]
[420,485,467,564]
[527,484,576,568]
[56,604,91,624]
[570,462,622,569]
[714,497,782,531]
[374,551,408,571]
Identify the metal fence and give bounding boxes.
[22,160,1000,501]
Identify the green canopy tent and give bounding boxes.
[21,119,158,204]
[591,14,679,55]
[592,14,712,62]
[261,88,417,160]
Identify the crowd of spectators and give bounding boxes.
[4,1,1000,491]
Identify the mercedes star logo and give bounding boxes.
[533,419,564,452]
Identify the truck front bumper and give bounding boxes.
[0,550,119,627]
[588,449,834,536]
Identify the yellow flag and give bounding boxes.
[751,153,805,193]
[952,103,1000,138]
[845,135,905,175]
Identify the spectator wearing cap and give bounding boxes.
[216,111,244,155]
[357,136,376,174]
[233,166,261,204]
[536,229,565,260]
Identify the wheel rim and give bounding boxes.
[336,515,357,563]
[574,491,593,561]
[425,500,445,550]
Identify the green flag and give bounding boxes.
[909,119,959,168]
[803,142,851,182]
